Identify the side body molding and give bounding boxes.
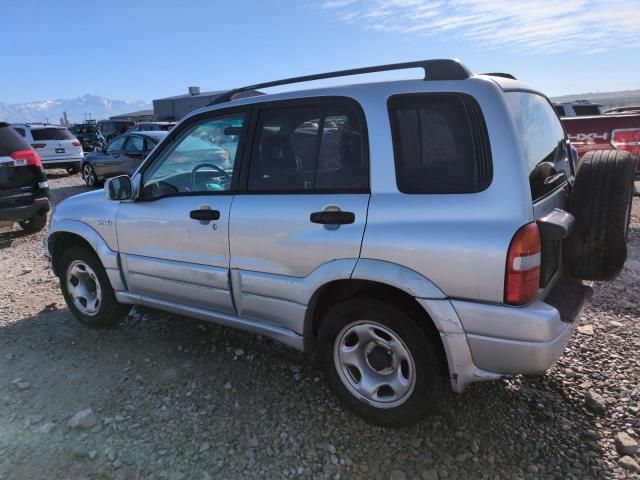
[351,259,446,299]
[46,219,126,291]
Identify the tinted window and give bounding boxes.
[0,125,30,156]
[13,127,26,137]
[144,139,156,153]
[125,136,145,152]
[106,136,126,153]
[573,105,601,116]
[389,93,492,194]
[248,104,367,192]
[505,92,570,201]
[553,105,566,116]
[142,113,244,198]
[31,127,74,141]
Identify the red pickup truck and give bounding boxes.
[555,101,640,191]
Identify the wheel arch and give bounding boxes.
[47,220,125,291]
[304,278,449,377]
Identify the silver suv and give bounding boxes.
[45,60,636,426]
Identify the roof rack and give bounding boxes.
[208,59,472,106]
[480,72,517,80]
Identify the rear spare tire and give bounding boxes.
[564,150,635,280]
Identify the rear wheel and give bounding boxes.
[564,150,635,280]
[59,246,129,328]
[18,212,47,233]
[82,163,99,187]
[318,298,444,427]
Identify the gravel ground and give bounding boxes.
[1,171,639,480]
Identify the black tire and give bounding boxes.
[66,165,80,175]
[59,246,129,328]
[18,212,47,233]
[82,163,100,187]
[317,297,444,427]
[564,150,635,280]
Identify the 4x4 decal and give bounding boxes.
[568,132,608,143]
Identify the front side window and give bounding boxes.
[248,103,367,192]
[125,136,144,153]
[389,93,492,194]
[142,112,245,199]
[505,92,570,201]
[106,136,126,153]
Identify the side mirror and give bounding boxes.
[105,175,133,201]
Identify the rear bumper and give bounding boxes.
[0,197,50,222]
[453,276,592,375]
[42,156,82,168]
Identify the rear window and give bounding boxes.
[573,105,601,116]
[31,127,74,141]
[0,125,31,156]
[388,93,492,194]
[505,92,570,201]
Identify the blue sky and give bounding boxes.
[1,0,638,103]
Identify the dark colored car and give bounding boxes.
[69,124,106,152]
[0,122,50,232]
[129,122,176,132]
[97,120,135,142]
[81,132,168,187]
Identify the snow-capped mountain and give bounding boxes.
[0,94,151,124]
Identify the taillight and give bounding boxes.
[611,128,640,156]
[505,223,541,305]
[72,141,81,147]
[31,143,46,149]
[11,149,42,167]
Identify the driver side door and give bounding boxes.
[115,109,247,314]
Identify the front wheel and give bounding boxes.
[59,246,129,328]
[317,298,445,427]
[82,163,100,187]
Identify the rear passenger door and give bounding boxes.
[229,99,370,333]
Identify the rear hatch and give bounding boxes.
[30,126,83,162]
[505,92,573,293]
[0,124,47,208]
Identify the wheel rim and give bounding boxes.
[333,320,416,409]
[66,260,102,316]
[83,165,95,186]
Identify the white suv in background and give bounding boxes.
[12,123,83,174]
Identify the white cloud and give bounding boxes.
[319,0,640,53]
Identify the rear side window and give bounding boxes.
[389,93,492,194]
[0,125,31,156]
[31,128,74,141]
[553,105,566,116]
[13,127,26,137]
[505,92,570,201]
[247,102,368,192]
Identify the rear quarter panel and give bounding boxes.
[356,79,533,303]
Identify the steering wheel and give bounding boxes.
[190,163,230,191]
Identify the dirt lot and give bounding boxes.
[1,171,639,480]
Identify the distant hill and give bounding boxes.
[551,89,640,109]
[0,94,151,124]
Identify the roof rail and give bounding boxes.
[480,72,517,80]
[208,58,472,106]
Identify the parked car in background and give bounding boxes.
[46,59,636,426]
[12,123,83,174]
[97,120,135,142]
[129,122,176,132]
[555,100,640,193]
[69,124,106,153]
[553,100,603,117]
[81,131,167,187]
[0,123,50,232]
